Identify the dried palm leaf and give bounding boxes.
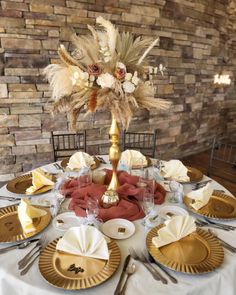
[116,32,155,68]
[71,34,99,65]
[137,38,159,65]
[58,44,86,71]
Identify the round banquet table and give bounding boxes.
[0,155,236,295]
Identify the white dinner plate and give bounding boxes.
[102,218,135,240]
[158,205,189,218]
[52,212,83,232]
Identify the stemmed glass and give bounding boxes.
[140,193,154,226]
[86,198,99,218]
[85,198,103,229]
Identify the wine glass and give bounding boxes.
[167,180,183,203]
[140,193,154,226]
[79,167,92,188]
[86,198,99,218]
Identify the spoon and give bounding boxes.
[120,263,136,295]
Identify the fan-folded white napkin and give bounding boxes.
[187,183,213,210]
[26,168,55,195]
[67,152,95,170]
[18,198,47,234]
[161,160,190,182]
[120,150,147,167]
[56,225,109,260]
[152,216,196,248]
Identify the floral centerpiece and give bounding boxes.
[44,16,170,129]
[44,17,170,207]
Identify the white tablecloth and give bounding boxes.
[0,156,236,295]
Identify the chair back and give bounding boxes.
[51,131,86,161]
[121,129,157,158]
[208,137,236,183]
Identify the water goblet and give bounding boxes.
[86,198,99,218]
[140,193,155,226]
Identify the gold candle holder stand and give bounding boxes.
[101,113,121,208]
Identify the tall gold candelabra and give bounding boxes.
[101,113,121,208]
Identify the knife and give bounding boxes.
[114,254,131,295]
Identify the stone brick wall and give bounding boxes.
[0,0,235,180]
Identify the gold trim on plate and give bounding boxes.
[184,190,236,220]
[131,156,152,170]
[146,226,224,274]
[161,166,203,183]
[6,174,55,195]
[61,156,100,170]
[185,166,203,183]
[0,205,51,243]
[39,238,121,290]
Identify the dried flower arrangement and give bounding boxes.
[44,17,170,129]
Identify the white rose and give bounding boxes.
[123,81,135,93]
[97,73,115,89]
[80,72,89,80]
[116,62,126,70]
[132,72,139,85]
[125,73,132,81]
[73,71,80,79]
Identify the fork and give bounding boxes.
[129,247,162,282]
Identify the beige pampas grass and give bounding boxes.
[43,64,74,101]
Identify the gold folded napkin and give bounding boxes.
[152,216,196,248]
[26,168,55,195]
[67,152,95,170]
[120,150,147,167]
[56,225,109,260]
[187,183,213,210]
[17,198,47,234]
[161,160,190,182]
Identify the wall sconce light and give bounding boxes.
[214,74,231,85]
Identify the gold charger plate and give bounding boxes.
[131,156,152,169]
[146,226,224,274]
[185,166,203,183]
[161,166,203,183]
[6,174,55,195]
[39,238,121,290]
[184,190,236,220]
[61,156,100,170]
[0,204,51,243]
